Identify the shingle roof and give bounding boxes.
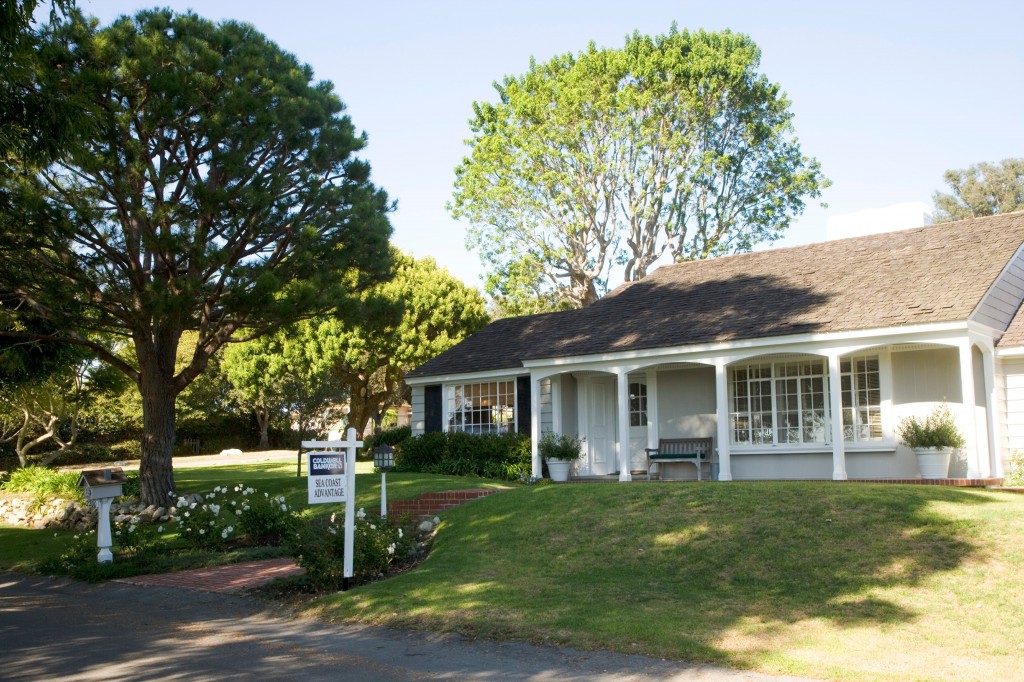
[410,212,1024,378]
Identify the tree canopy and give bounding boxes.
[451,26,827,310]
[0,9,393,504]
[932,158,1024,223]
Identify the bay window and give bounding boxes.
[447,381,516,434]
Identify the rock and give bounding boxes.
[153,506,166,520]
[418,520,435,533]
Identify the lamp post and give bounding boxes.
[373,445,395,518]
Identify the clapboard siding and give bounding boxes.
[973,250,1024,331]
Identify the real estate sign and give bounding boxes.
[307,451,347,504]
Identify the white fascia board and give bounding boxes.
[520,321,972,371]
[996,345,1024,358]
[405,367,528,386]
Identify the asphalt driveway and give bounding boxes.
[0,571,815,681]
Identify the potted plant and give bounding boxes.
[897,404,966,479]
[539,433,583,482]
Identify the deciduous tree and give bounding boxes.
[452,26,826,309]
[0,10,392,505]
[932,158,1024,222]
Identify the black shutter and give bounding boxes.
[516,376,531,436]
[424,384,442,433]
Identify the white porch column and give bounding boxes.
[616,369,632,482]
[827,353,848,481]
[646,369,660,451]
[981,344,1002,478]
[959,340,982,479]
[551,376,563,435]
[714,360,733,481]
[531,374,541,479]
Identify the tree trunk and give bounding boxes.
[255,406,270,450]
[138,377,178,507]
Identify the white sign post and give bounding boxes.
[302,427,362,590]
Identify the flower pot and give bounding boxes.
[913,447,952,479]
[546,458,572,482]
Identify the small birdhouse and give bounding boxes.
[78,468,127,502]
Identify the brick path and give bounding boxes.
[116,557,304,593]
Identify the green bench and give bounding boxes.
[644,437,714,481]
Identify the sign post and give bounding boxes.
[302,427,362,590]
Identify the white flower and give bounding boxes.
[280,504,287,512]
[190,502,197,509]
[356,508,366,520]
[128,524,136,533]
[199,529,205,535]
[225,526,233,533]
[387,543,395,555]
[184,511,190,518]
[330,513,336,523]
[221,530,229,539]
[177,497,188,507]
[157,526,164,532]
[398,528,403,539]
[209,520,215,526]
[368,524,376,530]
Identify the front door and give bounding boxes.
[585,377,617,475]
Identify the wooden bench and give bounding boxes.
[644,438,714,481]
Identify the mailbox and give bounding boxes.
[77,468,127,563]
[78,468,127,502]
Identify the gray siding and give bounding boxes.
[411,385,425,436]
[972,247,1024,330]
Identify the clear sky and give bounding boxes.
[77,0,1024,288]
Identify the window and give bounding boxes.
[841,355,882,441]
[730,360,827,445]
[629,382,647,426]
[447,381,515,434]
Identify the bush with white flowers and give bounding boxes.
[174,485,296,549]
[288,508,420,591]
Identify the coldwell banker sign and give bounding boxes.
[307,451,348,504]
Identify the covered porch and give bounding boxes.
[527,330,1002,483]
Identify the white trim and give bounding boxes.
[406,367,528,386]
[519,321,972,371]
[827,352,847,480]
[531,375,541,479]
[715,360,733,481]
[959,340,982,478]
[996,345,1024,357]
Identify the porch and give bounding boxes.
[527,338,1003,483]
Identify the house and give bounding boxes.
[407,212,1024,482]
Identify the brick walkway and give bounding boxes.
[115,557,303,594]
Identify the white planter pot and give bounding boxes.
[546,458,572,482]
[913,447,952,479]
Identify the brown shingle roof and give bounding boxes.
[410,212,1024,378]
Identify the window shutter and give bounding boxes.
[517,376,531,436]
[424,384,442,433]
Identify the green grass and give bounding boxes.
[309,482,1024,682]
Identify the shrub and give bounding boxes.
[395,431,531,481]
[898,404,966,449]
[365,425,412,450]
[173,485,295,549]
[1,466,83,503]
[1005,450,1024,486]
[288,509,419,591]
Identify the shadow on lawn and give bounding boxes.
[354,482,1002,668]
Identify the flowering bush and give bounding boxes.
[112,518,162,555]
[174,485,295,549]
[288,509,420,591]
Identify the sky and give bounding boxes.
[76,0,1024,289]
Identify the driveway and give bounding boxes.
[0,572,816,681]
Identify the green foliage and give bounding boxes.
[538,432,584,461]
[0,465,82,502]
[452,26,827,309]
[932,158,1024,222]
[396,431,531,481]
[1,8,393,505]
[288,509,419,591]
[897,404,967,449]
[1004,450,1024,486]
[365,425,412,450]
[173,485,296,549]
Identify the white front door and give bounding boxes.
[584,377,617,475]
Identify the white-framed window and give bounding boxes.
[841,355,882,442]
[730,359,827,445]
[447,381,516,434]
[629,382,648,427]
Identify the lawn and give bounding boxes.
[307,482,1024,682]
[4,464,1022,681]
